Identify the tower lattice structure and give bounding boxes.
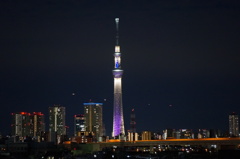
[130,109,136,133]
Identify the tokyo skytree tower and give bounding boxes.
[112,18,125,137]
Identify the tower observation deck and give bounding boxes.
[112,18,125,137]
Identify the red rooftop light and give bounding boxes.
[32,112,44,116]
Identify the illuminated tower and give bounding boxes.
[112,18,125,137]
[229,112,239,137]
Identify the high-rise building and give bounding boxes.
[49,105,66,137]
[141,131,152,140]
[74,114,85,136]
[11,112,45,141]
[112,18,125,137]
[128,132,138,142]
[84,102,103,141]
[30,112,45,140]
[229,112,239,137]
[11,112,31,140]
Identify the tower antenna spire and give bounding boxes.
[115,18,119,46]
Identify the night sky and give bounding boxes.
[1,0,240,136]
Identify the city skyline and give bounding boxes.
[1,1,240,136]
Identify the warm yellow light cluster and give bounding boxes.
[115,46,120,52]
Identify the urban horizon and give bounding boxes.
[1,1,240,158]
[1,0,239,141]
[5,102,238,137]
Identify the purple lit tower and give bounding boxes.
[112,18,125,137]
